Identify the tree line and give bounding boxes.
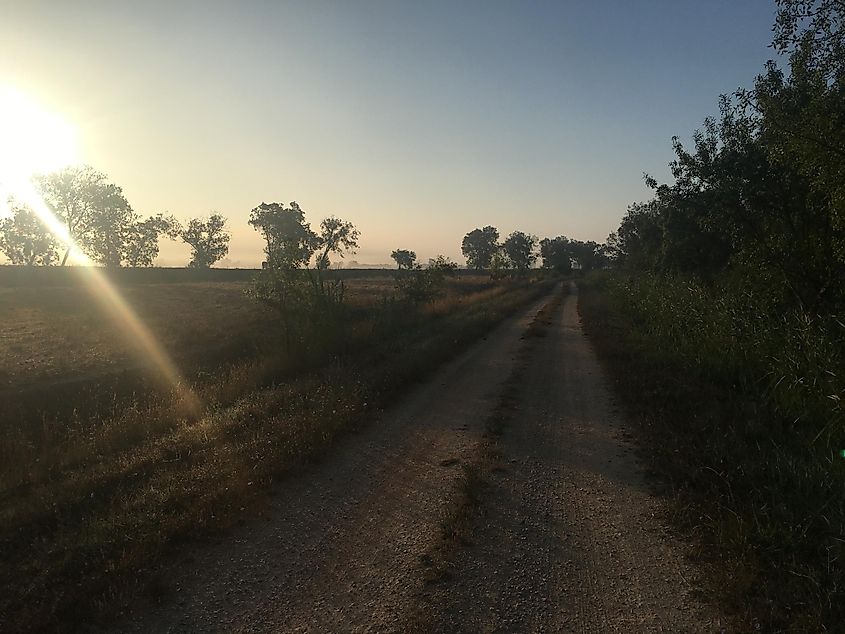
[606,0,844,314]
[0,166,231,268]
[1,164,612,275]
[594,2,845,627]
[392,227,609,275]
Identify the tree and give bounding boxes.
[36,165,133,265]
[427,254,458,273]
[248,201,318,269]
[539,236,609,274]
[177,214,230,268]
[502,231,538,272]
[125,214,174,267]
[600,232,621,263]
[74,201,170,268]
[0,200,58,265]
[248,202,359,349]
[615,81,845,309]
[315,216,360,270]
[489,248,512,279]
[773,0,845,80]
[539,236,573,273]
[84,203,140,267]
[568,240,607,272]
[461,226,499,269]
[391,249,417,270]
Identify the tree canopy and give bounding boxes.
[315,216,360,270]
[177,214,231,268]
[461,226,499,270]
[502,231,538,272]
[0,201,58,265]
[248,201,318,269]
[608,0,845,312]
[539,237,572,273]
[36,165,136,266]
[390,249,417,270]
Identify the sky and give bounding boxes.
[0,0,778,267]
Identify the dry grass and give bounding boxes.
[0,282,267,386]
[0,271,553,633]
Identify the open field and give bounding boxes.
[0,269,494,388]
[0,268,554,632]
[0,281,273,388]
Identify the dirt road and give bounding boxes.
[112,284,719,633]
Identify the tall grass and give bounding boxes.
[581,272,845,631]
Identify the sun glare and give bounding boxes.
[0,85,79,217]
[0,85,199,413]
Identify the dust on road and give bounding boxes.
[112,284,720,633]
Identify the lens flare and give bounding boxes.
[11,179,201,413]
[0,85,199,412]
[14,180,200,408]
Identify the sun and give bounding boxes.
[0,85,79,215]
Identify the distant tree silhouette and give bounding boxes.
[567,239,607,272]
[248,202,318,269]
[427,254,458,272]
[84,206,170,268]
[394,254,456,302]
[390,249,417,270]
[539,236,573,273]
[489,248,512,279]
[36,165,133,266]
[461,226,499,269]
[315,216,360,270]
[176,214,230,268]
[123,214,173,267]
[0,201,58,265]
[248,202,359,350]
[502,231,538,272]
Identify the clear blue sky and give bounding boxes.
[0,0,778,266]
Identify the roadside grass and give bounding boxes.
[0,273,552,633]
[578,273,845,633]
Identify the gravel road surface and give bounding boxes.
[111,284,720,633]
[423,284,721,633]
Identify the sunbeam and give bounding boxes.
[12,178,201,414]
[0,84,199,413]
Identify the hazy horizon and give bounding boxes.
[1,1,777,266]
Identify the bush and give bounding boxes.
[394,256,457,303]
[248,268,347,352]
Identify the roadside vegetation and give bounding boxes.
[582,2,845,630]
[0,268,554,632]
